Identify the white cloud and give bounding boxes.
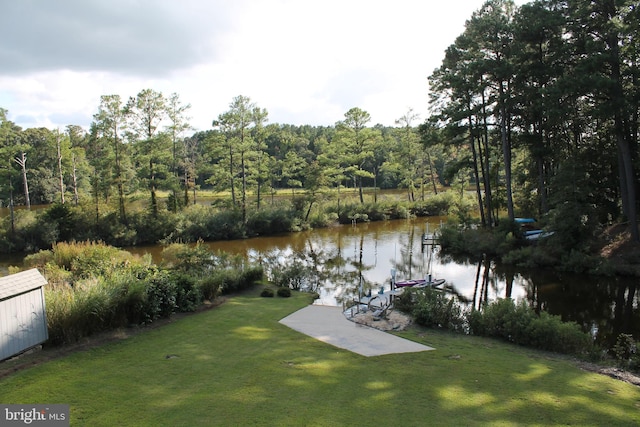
[0,0,527,132]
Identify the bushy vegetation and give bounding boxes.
[24,241,264,346]
[395,288,465,332]
[277,287,292,298]
[613,333,640,371]
[438,215,617,275]
[260,288,275,297]
[0,195,455,254]
[396,287,595,358]
[467,299,594,356]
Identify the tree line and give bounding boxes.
[1,0,638,251]
[429,0,639,243]
[0,94,449,224]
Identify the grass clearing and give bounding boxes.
[1,289,639,426]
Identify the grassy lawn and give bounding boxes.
[1,289,639,426]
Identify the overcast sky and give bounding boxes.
[0,0,526,133]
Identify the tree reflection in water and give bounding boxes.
[124,218,638,347]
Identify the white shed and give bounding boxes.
[0,269,49,360]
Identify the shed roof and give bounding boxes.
[0,269,48,301]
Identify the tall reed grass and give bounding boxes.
[30,241,263,346]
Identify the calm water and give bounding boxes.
[124,217,637,344]
[2,216,637,344]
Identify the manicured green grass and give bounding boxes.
[1,289,639,426]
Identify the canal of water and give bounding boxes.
[2,216,637,345]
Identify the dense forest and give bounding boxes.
[0,0,638,256]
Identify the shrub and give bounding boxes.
[613,333,639,370]
[277,287,292,297]
[145,271,178,320]
[206,209,245,240]
[526,312,593,354]
[45,278,120,345]
[197,276,222,301]
[172,273,203,312]
[129,210,177,245]
[467,298,593,356]
[270,259,310,290]
[246,206,296,236]
[397,288,465,332]
[261,288,275,297]
[161,241,214,276]
[215,266,263,295]
[308,211,339,228]
[24,241,140,283]
[411,192,454,217]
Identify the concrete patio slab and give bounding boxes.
[279,305,434,357]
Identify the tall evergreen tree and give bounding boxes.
[335,107,379,203]
[93,95,129,223]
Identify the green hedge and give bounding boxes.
[397,288,594,357]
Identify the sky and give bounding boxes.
[0,0,526,133]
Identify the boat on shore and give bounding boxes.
[515,218,555,241]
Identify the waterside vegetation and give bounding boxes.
[5,239,637,376]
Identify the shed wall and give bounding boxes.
[0,288,48,360]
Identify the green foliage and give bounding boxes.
[334,201,415,224]
[215,266,263,294]
[270,259,310,290]
[307,211,339,228]
[277,287,292,297]
[197,275,222,301]
[398,289,594,356]
[410,192,454,216]
[24,241,140,282]
[438,224,514,259]
[44,203,76,242]
[467,298,593,356]
[468,299,536,341]
[246,205,296,236]
[143,270,178,320]
[128,210,177,245]
[613,333,639,371]
[526,312,593,355]
[161,241,215,276]
[260,287,275,297]
[30,240,262,345]
[171,272,203,312]
[396,288,465,332]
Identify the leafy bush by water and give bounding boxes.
[35,241,262,346]
[397,288,594,357]
[396,288,465,332]
[467,298,593,356]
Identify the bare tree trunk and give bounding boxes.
[72,153,79,206]
[9,175,15,234]
[14,152,30,209]
[241,151,247,225]
[427,151,438,195]
[499,83,515,222]
[480,87,494,226]
[56,131,65,204]
[184,169,189,206]
[468,106,485,227]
